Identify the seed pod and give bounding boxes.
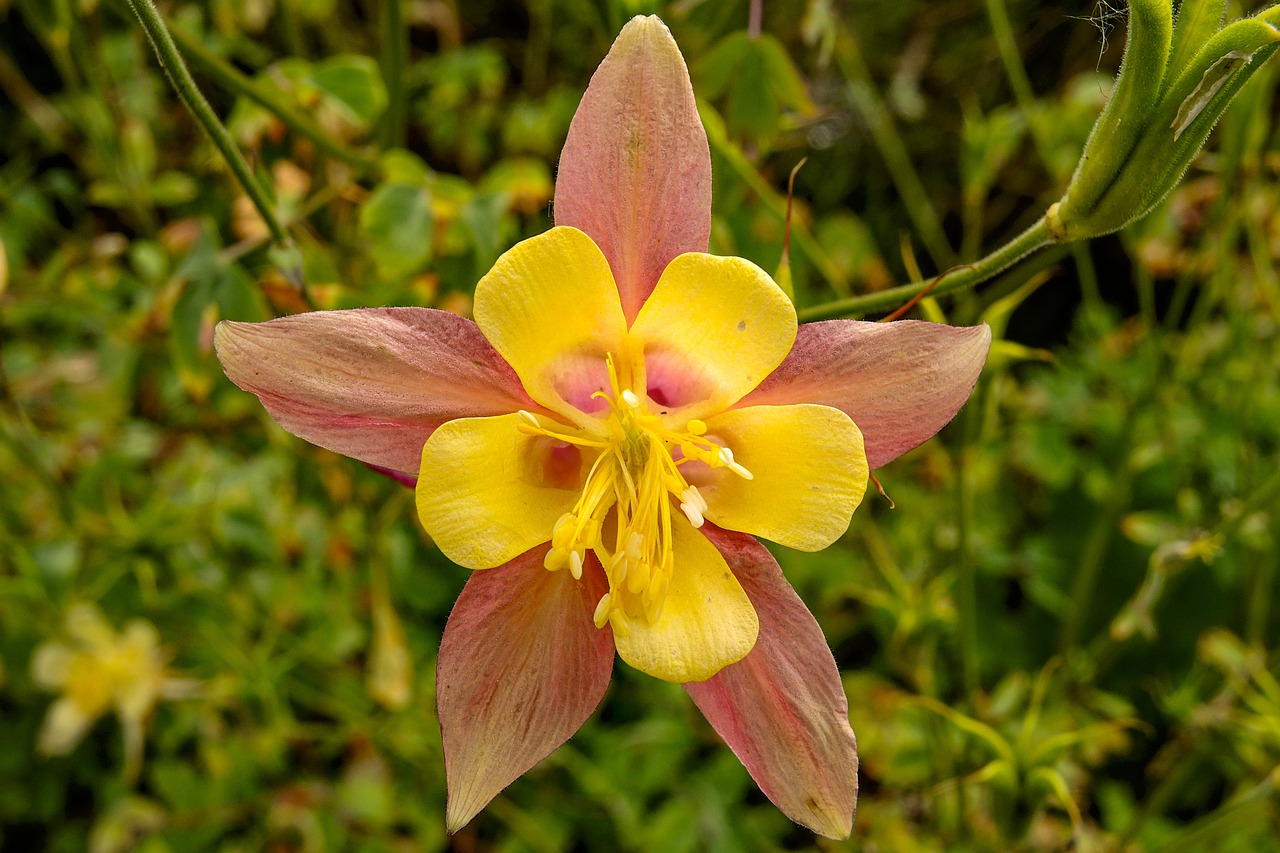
[1049,4,1280,242]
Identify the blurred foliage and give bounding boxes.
[3,0,1280,850]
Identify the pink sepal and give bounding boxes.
[742,320,992,469]
[685,525,858,840]
[553,16,712,321]
[437,548,615,833]
[215,308,533,475]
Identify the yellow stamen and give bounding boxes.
[518,353,753,632]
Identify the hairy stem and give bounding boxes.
[799,217,1054,320]
[166,23,381,172]
[124,0,288,246]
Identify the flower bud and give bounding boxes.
[1049,1,1280,242]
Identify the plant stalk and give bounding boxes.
[124,0,289,247]
[166,24,381,172]
[380,0,408,148]
[798,217,1054,320]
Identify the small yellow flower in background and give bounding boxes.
[31,603,198,781]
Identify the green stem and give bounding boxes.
[836,22,955,269]
[124,0,289,247]
[1058,448,1135,656]
[166,24,381,173]
[278,0,307,58]
[1073,242,1101,310]
[798,217,1055,320]
[380,0,408,148]
[954,391,982,696]
[983,0,1054,166]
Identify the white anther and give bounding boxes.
[569,549,584,580]
[679,486,707,527]
[719,447,754,480]
[517,410,541,427]
[682,486,708,513]
[622,389,642,408]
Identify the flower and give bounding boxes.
[31,603,198,781]
[214,16,991,838]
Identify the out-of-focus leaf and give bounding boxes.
[961,105,1026,198]
[459,191,508,277]
[150,172,198,207]
[310,55,389,129]
[359,183,434,279]
[480,156,551,215]
[698,32,815,146]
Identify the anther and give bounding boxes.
[622,389,642,408]
[679,486,706,528]
[719,446,754,480]
[592,593,612,629]
[686,419,707,435]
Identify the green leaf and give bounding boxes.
[149,172,198,207]
[696,31,752,101]
[310,55,389,129]
[379,149,433,184]
[726,42,778,143]
[698,32,813,146]
[758,33,816,114]
[359,183,434,279]
[459,190,508,277]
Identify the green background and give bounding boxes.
[3,0,1280,849]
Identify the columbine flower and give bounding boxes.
[215,16,991,838]
[31,603,197,781]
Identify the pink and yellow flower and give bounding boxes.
[215,16,990,838]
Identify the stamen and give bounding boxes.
[516,410,609,448]
[679,486,707,528]
[592,593,612,629]
[520,352,761,632]
[718,446,754,480]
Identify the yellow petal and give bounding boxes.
[37,696,96,756]
[699,404,868,551]
[66,602,116,650]
[30,643,73,689]
[628,253,796,420]
[473,227,628,424]
[613,517,758,683]
[417,414,583,569]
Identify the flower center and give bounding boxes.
[517,354,753,634]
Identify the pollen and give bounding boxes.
[516,353,753,632]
